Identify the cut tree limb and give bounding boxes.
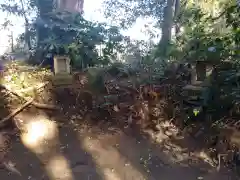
[31,102,59,110]
[0,84,59,110]
[15,82,48,94]
[0,98,34,128]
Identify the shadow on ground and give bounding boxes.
[66,119,237,180]
[0,108,238,180]
[0,65,237,180]
[44,80,238,180]
[0,110,104,180]
[0,72,17,131]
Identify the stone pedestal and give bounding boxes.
[53,56,72,86]
[52,74,73,86]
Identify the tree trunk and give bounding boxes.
[24,22,32,50]
[55,0,84,13]
[19,0,31,50]
[10,31,14,52]
[174,0,180,36]
[159,0,174,56]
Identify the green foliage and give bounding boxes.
[1,0,125,69]
[103,0,165,28]
[1,0,239,68]
[83,67,107,93]
[149,1,240,63]
[33,11,125,68]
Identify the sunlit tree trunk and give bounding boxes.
[174,0,180,36]
[35,0,54,48]
[19,0,31,50]
[159,0,174,56]
[55,0,84,13]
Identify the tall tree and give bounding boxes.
[103,0,182,57]
[0,0,35,50]
[159,0,174,56]
[54,0,84,13]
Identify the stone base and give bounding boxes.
[52,73,73,86]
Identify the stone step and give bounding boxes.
[52,74,73,86]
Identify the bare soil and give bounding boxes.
[0,62,238,180]
[0,114,237,180]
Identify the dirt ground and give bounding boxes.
[0,113,238,180]
[0,62,238,180]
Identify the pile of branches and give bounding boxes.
[70,62,190,131]
[71,62,240,172]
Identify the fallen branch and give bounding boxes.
[0,99,34,128]
[0,84,59,110]
[31,102,59,110]
[15,82,49,94]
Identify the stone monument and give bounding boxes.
[52,55,72,85]
[53,55,71,75]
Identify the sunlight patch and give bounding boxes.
[45,155,74,180]
[195,150,216,167]
[20,117,58,154]
[20,117,74,180]
[102,168,121,180]
[80,134,147,180]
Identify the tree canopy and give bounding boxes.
[0,0,126,68]
[103,0,239,61]
[0,0,239,67]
